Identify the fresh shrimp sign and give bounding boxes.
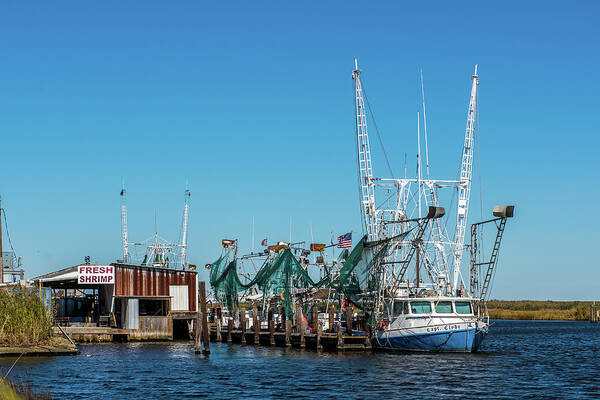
[78,265,114,284]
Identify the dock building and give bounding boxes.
[32,262,198,342]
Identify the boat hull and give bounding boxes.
[372,321,488,352]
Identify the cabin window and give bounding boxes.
[393,301,405,316]
[435,301,453,314]
[410,301,432,314]
[454,302,472,314]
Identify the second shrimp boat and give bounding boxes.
[349,59,515,352]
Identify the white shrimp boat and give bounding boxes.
[349,60,514,352]
[373,296,488,352]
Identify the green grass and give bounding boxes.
[0,287,53,347]
[0,378,52,400]
[487,300,594,321]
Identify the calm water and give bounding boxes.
[2,320,599,399]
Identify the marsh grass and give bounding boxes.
[487,300,593,321]
[1,377,52,400]
[0,287,53,347]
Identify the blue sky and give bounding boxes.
[1,1,598,300]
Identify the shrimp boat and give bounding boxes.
[349,60,515,352]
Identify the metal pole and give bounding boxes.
[0,196,3,284]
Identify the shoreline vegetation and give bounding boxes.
[0,287,52,347]
[487,300,594,321]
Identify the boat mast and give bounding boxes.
[452,65,479,293]
[353,58,378,241]
[180,181,191,269]
[120,181,129,263]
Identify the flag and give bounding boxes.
[337,232,352,248]
[261,238,268,246]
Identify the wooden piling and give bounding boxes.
[311,306,318,332]
[337,321,343,351]
[269,319,275,346]
[199,281,210,354]
[316,320,323,351]
[240,309,246,344]
[216,319,222,342]
[253,307,260,345]
[194,311,202,354]
[268,307,275,346]
[285,320,291,347]
[300,320,306,349]
[328,309,334,332]
[364,324,372,350]
[216,306,223,342]
[227,318,233,344]
[345,305,353,336]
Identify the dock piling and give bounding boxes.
[253,307,260,344]
[285,320,291,347]
[337,321,343,351]
[240,309,246,344]
[194,312,202,354]
[200,281,210,354]
[227,318,233,344]
[328,309,334,332]
[345,306,353,336]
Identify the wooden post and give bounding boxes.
[294,304,300,330]
[316,320,323,351]
[300,319,306,349]
[240,309,246,344]
[216,305,223,342]
[227,318,233,344]
[194,311,202,354]
[337,321,343,351]
[345,305,353,336]
[253,307,260,345]
[285,319,291,347]
[329,308,334,332]
[311,305,318,332]
[216,319,222,342]
[268,307,275,346]
[364,324,372,350]
[199,281,210,354]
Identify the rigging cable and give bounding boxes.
[2,208,17,254]
[361,84,395,179]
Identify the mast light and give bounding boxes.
[492,206,515,218]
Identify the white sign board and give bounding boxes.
[78,265,114,285]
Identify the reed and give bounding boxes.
[487,300,592,321]
[0,287,53,347]
[1,377,52,400]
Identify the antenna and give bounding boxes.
[120,180,129,263]
[417,111,422,218]
[180,181,191,269]
[420,69,430,179]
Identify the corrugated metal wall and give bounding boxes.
[113,264,197,311]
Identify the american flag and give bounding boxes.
[261,238,268,246]
[337,232,352,248]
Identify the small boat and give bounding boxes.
[372,296,488,352]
